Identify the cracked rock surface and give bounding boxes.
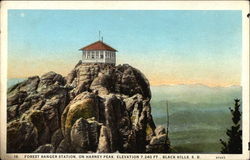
[7,61,170,153]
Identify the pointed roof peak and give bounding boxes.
[79,40,117,52]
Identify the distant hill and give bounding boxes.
[150,84,241,105]
[7,78,26,88]
[150,84,242,153]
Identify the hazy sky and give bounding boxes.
[8,10,242,86]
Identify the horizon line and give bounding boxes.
[7,76,241,88]
[150,83,242,88]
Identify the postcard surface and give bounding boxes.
[0,1,249,160]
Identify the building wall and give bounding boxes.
[82,50,116,64]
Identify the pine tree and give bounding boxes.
[220,99,242,154]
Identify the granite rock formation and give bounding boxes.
[7,61,170,153]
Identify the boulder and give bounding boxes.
[56,139,71,153]
[97,126,111,153]
[62,95,98,139]
[7,76,39,94]
[70,118,90,152]
[51,129,64,149]
[7,120,38,153]
[146,126,170,153]
[27,110,50,145]
[66,63,151,99]
[7,105,18,122]
[69,117,101,152]
[155,125,166,136]
[7,91,27,106]
[90,73,112,95]
[41,102,60,133]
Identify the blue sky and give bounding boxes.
[8,10,242,86]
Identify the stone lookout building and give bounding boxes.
[79,40,117,65]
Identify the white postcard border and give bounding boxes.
[1,1,249,160]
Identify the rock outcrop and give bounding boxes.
[7,61,170,153]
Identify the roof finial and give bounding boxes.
[101,36,103,42]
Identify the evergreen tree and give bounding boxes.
[220,99,242,154]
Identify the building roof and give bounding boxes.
[79,41,117,52]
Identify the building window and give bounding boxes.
[91,51,94,59]
[100,51,103,59]
[83,51,86,58]
[95,51,99,59]
[106,52,108,58]
[87,52,90,59]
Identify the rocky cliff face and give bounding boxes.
[7,61,170,153]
